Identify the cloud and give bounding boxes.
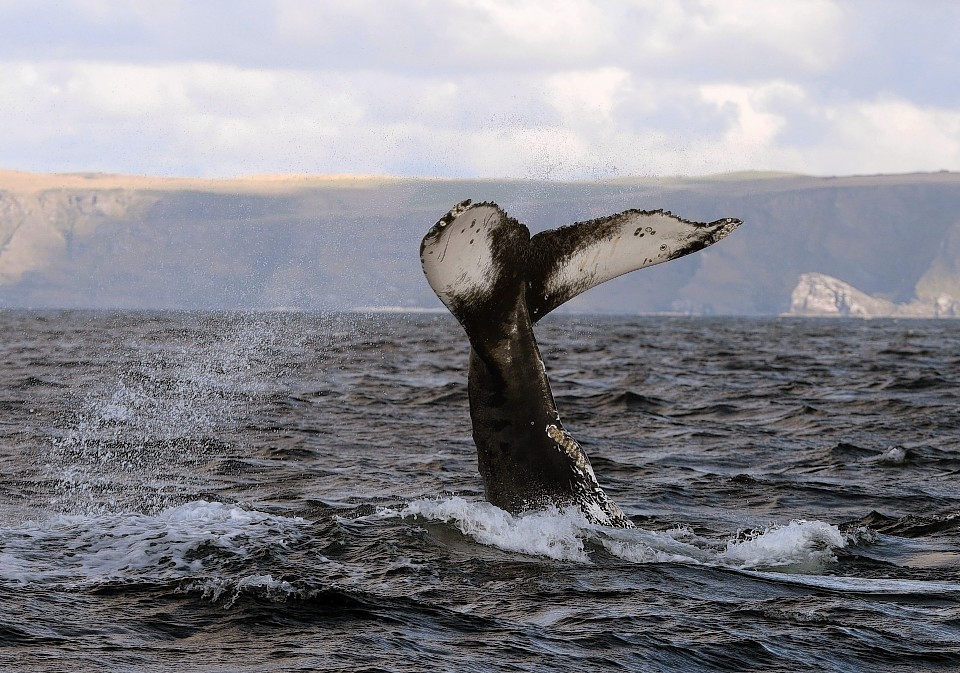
[668,0,849,72]
[0,1,957,178]
[0,0,850,76]
[810,99,960,174]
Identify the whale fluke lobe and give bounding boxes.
[527,209,742,321]
[421,201,741,526]
[420,200,527,335]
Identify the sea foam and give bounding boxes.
[402,496,593,562]
[399,496,849,573]
[0,500,307,588]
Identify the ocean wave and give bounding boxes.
[392,496,849,573]
[400,496,594,562]
[0,501,308,589]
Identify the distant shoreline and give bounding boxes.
[3,168,959,197]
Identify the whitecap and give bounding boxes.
[0,500,308,588]
[400,496,594,562]
[720,520,847,571]
[393,497,849,575]
[597,525,718,564]
[185,573,300,607]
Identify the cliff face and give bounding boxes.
[915,221,960,304]
[1,170,959,313]
[787,272,960,318]
[0,190,155,286]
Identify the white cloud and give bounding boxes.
[267,0,850,77]
[0,61,369,175]
[676,0,849,71]
[0,1,957,178]
[693,82,801,170]
[807,99,960,175]
[460,0,614,58]
[547,68,632,123]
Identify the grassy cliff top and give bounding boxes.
[0,169,402,195]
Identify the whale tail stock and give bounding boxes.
[420,200,741,525]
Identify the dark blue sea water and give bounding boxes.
[1,311,958,672]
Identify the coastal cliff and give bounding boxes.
[787,272,960,318]
[2,170,959,314]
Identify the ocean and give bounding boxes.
[0,311,958,672]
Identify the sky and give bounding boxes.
[1,0,959,180]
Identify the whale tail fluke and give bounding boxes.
[421,201,742,322]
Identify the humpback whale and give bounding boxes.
[421,201,741,527]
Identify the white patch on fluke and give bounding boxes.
[421,203,503,313]
[543,211,739,302]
